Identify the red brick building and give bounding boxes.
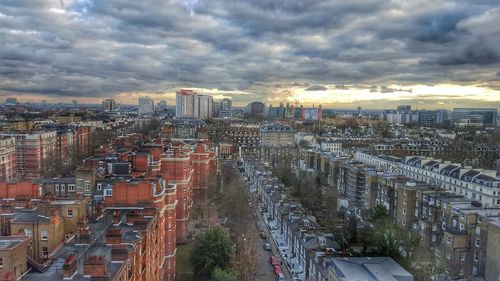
[0,181,40,199]
[0,132,57,179]
[104,176,178,281]
[192,142,216,201]
[161,146,193,241]
[0,136,16,181]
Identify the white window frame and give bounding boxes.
[41,229,48,240]
[104,189,112,196]
[67,209,73,217]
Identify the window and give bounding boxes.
[68,184,75,191]
[85,182,90,191]
[55,184,60,191]
[41,230,48,240]
[105,189,112,196]
[61,184,65,191]
[77,179,83,188]
[67,209,73,217]
[0,257,2,268]
[475,239,480,247]
[97,183,102,191]
[24,229,33,236]
[42,247,48,258]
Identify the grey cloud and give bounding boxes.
[0,0,499,102]
[335,85,349,90]
[305,85,327,91]
[436,40,500,65]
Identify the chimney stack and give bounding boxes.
[63,254,77,279]
[50,208,59,225]
[83,255,108,278]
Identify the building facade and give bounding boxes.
[0,136,16,181]
[138,96,155,115]
[260,123,295,147]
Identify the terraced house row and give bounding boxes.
[0,133,216,281]
[331,151,500,280]
[242,157,414,281]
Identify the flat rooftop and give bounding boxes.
[0,237,28,250]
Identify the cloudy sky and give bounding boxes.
[1,0,500,109]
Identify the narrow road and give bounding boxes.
[253,196,293,281]
[246,205,278,281]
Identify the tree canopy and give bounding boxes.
[191,227,233,277]
[211,267,238,281]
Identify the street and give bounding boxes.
[244,177,292,281]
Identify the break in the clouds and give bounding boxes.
[1,0,500,107]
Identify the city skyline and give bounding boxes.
[1,1,500,109]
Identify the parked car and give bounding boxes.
[273,266,282,277]
[270,256,279,267]
[263,243,271,251]
[277,272,286,281]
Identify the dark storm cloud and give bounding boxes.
[0,0,499,101]
[436,40,500,65]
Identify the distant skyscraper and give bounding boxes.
[245,101,265,114]
[218,98,232,118]
[220,98,232,111]
[138,96,155,115]
[102,98,117,111]
[176,89,196,118]
[301,105,323,121]
[195,95,214,120]
[213,101,220,116]
[175,89,213,119]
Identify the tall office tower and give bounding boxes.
[220,98,232,111]
[176,89,196,118]
[138,96,155,115]
[213,101,220,116]
[175,89,213,119]
[196,95,214,120]
[246,101,265,114]
[102,98,117,111]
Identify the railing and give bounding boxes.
[27,256,53,273]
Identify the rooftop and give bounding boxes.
[0,236,29,250]
[330,257,413,281]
